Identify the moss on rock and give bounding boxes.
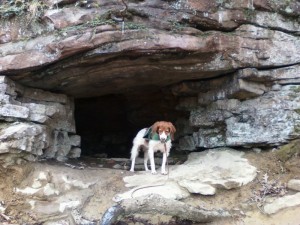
[275,139,300,162]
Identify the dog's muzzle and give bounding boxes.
[160,138,167,143]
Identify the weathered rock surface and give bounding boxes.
[110,194,230,224]
[9,162,109,224]
[177,65,300,150]
[0,0,299,156]
[115,148,257,201]
[178,180,216,195]
[0,0,299,98]
[0,76,80,162]
[0,1,300,224]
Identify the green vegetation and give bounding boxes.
[243,8,256,20]
[57,15,146,37]
[0,0,47,20]
[290,86,300,93]
[287,86,300,99]
[169,21,186,32]
[294,109,300,115]
[275,139,300,162]
[294,124,300,134]
[56,17,115,36]
[124,22,146,30]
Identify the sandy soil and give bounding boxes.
[0,150,299,225]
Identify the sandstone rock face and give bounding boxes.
[0,0,299,98]
[0,0,300,156]
[0,76,80,162]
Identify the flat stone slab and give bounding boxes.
[264,192,300,214]
[115,148,257,201]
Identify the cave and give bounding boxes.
[74,87,188,158]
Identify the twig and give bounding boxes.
[0,213,10,221]
[255,204,267,215]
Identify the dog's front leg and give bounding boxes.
[161,152,168,175]
[143,150,149,171]
[148,146,157,174]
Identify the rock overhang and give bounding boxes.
[0,0,300,160]
[0,0,299,99]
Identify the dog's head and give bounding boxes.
[151,121,176,142]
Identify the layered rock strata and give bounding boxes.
[0,76,80,163]
[0,0,299,155]
[177,65,300,150]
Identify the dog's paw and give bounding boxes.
[151,170,157,174]
[129,169,135,173]
[161,171,168,175]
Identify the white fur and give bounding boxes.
[130,128,171,175]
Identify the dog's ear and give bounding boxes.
[168,122,176,140]
[151,121,161,134]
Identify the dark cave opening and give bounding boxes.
[74,89,187,158]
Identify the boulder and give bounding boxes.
[115,148,257,201]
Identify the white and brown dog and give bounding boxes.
[130,121,176,175]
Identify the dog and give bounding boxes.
[130,121,176,175]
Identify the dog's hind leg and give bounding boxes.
[130,145,139,172]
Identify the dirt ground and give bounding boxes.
[189,150,300,225]
[0,149,299,225]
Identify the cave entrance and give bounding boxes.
[74,89,187,158]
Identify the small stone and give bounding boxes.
[271,84,281,91]
[56,156,68,162]
[253,148,261,153]
[32,180,43,189]
[67,147,81,158]
[43,183,59,196]
[113,164,122,169]
[287,179,300,192]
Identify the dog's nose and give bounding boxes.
[160,138,166,143]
